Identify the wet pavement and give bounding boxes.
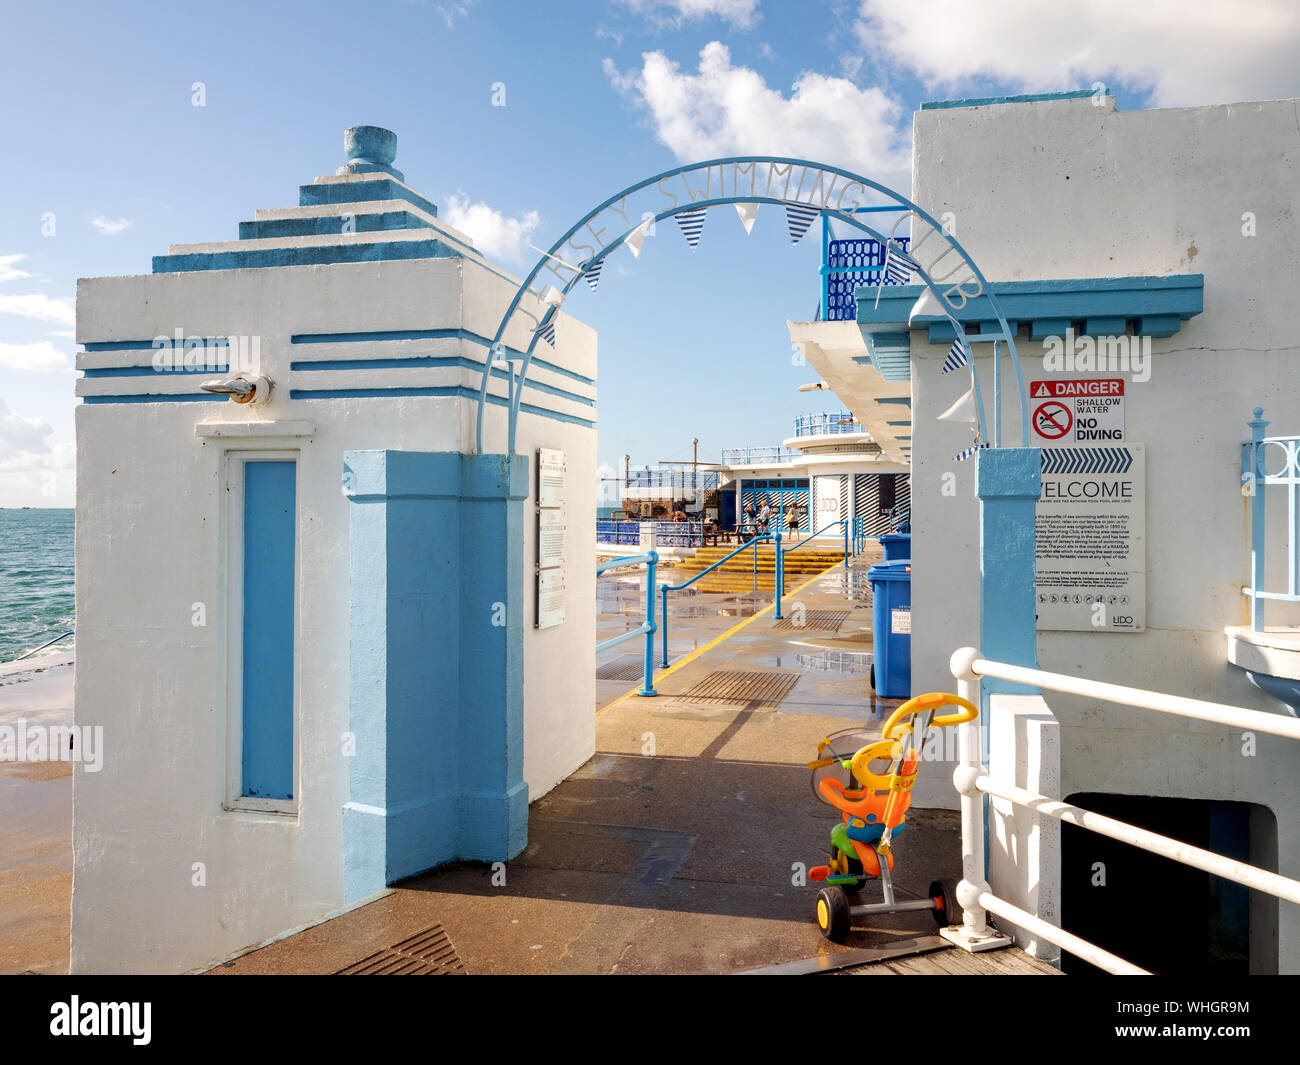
[0,656,74,975]
[213,552,1047,975]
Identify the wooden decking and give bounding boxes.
[744,935,1061,975]
[838,942,1061,975]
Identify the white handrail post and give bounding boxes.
[943,646,1012,953]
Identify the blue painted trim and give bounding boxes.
[290,328,596,387]
[874,396,911,406]
[858,275,1203,345]
[289,356,595,408]
[920,90,1094,110]
[82,365,229,377]
[153,237,459,274]
[975,448,1042,700]
[239,210,435,240]
[289,386,597,429]
[241,460,296,800]
[81,394,226,404]
[298,178,439,218]
[341,451,528,902]
[82,339,229,351]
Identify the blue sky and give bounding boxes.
[2,0,1296,506]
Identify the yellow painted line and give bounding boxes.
[597,566,838,715]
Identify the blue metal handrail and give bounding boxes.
[596,551,659,696]
[886,502,910,533]
[1242,408,1300,630]
[658,534,782,667]
[8,630,74,663]
[787,518,851,568]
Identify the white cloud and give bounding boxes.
[0,434,74,506]
[436,0,476,28]
[0,340,71,373]
[91,217,132,236]
[443,194,541,265]
[605,42,911,184]
[0,254,31,283]
[757,42,775,60]
[617,0,760,29]
[0,292,75,326]
[0,399,54,459]
[856,0,1300,107]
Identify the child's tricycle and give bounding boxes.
[806,691,977,943]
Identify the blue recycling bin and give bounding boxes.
[878,532,911,562]
[868,559,911,698]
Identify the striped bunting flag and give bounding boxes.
[581,258,602,292]
[537,321,556,347]
[675,206,707,249]
[883,245,915,284]
[734,201,758,234]
[941,336,969,374]
[955,442,990,463]
[785,203,819,244]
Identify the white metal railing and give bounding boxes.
[947,646,1300,975]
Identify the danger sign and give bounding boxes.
[1031,379,1124,443]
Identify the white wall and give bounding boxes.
[73,256,596,972]
[909,95,1300,968]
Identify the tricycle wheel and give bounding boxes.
[929,877,962,928]
[816,886,852,943]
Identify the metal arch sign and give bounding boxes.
[474,156,1027,454]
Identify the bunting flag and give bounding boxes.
[625,218,652,259]
[734,201,758,234]
[883,244,915,284]
[955,442,990,463]
[784,203,819,244]
[941,336,969,374]
[537,321,556,347]
[674,206,707,249]
[937,386,976,424]
[581,258,602,292]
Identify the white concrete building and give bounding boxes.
[72,128,598,973]
[796,91,1300,972]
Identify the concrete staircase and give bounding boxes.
[668,542,846,594]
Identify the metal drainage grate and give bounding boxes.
[596,653,648,682]
[772,609,850,632]
[677,669,802,710]
[334,924,466,975]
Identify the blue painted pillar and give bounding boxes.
[341,450,528,904]
[975,447,1041,700]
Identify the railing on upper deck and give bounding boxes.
[793,411,864,437]
[626,469,721,492]
[947,646,1300,974]
[1242,407,1300,630]
[720,446,800,466]
[821,234,912,322]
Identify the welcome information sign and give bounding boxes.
[1035,444,1146,632]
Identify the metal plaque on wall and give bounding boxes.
[536,448,566,629]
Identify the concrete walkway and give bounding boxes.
[212,556,1052,975]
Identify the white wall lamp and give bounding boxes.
[200,373,274,408]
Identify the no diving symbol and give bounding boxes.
[1034,400,1072,440]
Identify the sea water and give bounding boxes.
[0,509,74,663]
